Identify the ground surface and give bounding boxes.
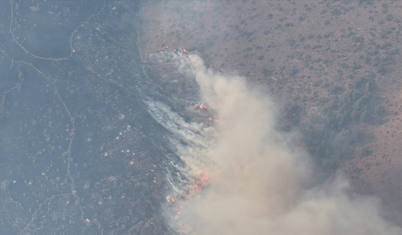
[137,0,402,224]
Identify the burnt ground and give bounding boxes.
[137,0,402,224]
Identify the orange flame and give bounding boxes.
[170,174,212,217]
[212,132,220,137]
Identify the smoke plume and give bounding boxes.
[147,51,401,235]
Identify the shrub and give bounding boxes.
[263,68,273,77]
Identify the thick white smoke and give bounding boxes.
[147,51,401,235]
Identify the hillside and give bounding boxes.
[136,0,402,224]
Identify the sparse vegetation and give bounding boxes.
[138,0,402,194]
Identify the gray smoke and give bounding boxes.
[147,51,401,235]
